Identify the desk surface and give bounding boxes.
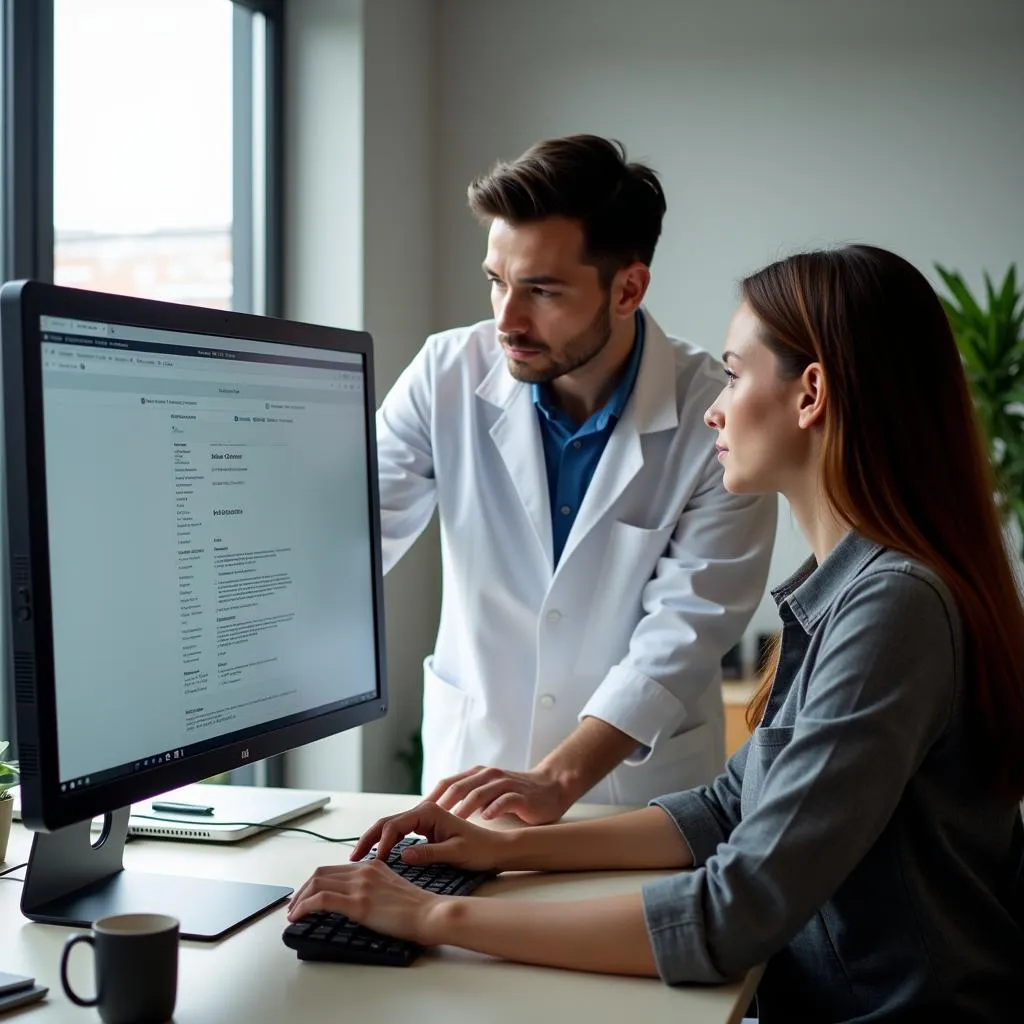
[0,792,760,1024]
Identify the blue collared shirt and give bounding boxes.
[533,311,645,566]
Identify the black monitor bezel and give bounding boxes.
[1,280,388,832]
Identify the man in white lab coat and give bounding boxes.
[377,135,776,824]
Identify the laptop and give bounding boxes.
[11,783,331,844]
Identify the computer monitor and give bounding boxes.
[0,280,388,939]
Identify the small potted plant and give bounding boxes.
[0,741,19,863]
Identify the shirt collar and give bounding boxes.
[770,530,887,632]
[532,309,646,427]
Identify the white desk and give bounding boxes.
[0,792,760,1023]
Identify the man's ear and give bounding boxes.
[611,262,651,317]
[797,363,827,430]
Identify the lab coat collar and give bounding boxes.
[475,309,679,436]
[476,310,680,571]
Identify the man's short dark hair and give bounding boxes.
[467,135,667,284]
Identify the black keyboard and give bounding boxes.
[282,836,493,966]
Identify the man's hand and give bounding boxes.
[425,718,641,825]
[425,766,574,825]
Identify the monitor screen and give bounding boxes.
[3,282,387,834]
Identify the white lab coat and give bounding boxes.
[376,311,776,805]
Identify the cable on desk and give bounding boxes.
[130,814,361,844]
[0,823,358,888]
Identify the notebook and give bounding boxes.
[11,783,331,843]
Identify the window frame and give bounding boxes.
[232,0,285,318]
[3,0,54,282]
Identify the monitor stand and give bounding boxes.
[20,807,292,940]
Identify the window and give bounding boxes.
[0,0,283,761]
[53,0,276,315]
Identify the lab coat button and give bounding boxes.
[545,610,562,624]
[539,694,556,709]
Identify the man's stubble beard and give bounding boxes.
[502,298,613,384]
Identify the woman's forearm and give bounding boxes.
[496,805,693,872]
[426,892,659,977]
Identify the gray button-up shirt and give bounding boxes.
[642,531,1023,1022]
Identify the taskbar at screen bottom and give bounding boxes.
[57,688,379,795]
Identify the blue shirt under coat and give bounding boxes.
[532,311,645,566]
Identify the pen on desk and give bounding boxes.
[151,801,216,816]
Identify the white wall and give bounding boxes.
[361,0,441,793]
[284,0,440,792]
[283,0,365,791]
[281,0,1022,788]
[433,0,1024,653]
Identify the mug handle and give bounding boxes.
[60,933,99,1007]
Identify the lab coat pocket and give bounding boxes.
[575,519,676,675]
[420,656,472,793]
[741,724,794,816]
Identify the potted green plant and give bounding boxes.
[936,264,1024,559]
[0,741,19,863]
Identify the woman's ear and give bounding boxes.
[797,362,826,430]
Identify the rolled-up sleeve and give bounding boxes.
[640,569,956,984]
[651,742,749,865]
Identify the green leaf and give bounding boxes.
[938,267,986,324]
[984,271,1000,320]
[939,263,1024,540]
[997,264,1018,315]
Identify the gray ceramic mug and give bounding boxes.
[60,913,179,1024]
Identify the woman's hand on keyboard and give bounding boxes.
[286,856,442,944]
[351,800,508,872]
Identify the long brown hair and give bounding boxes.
[742,245,1024,796]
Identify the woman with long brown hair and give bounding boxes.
[289,246,1024,1022]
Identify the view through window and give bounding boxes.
[49,0,275,782]
[54,0,235,309]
